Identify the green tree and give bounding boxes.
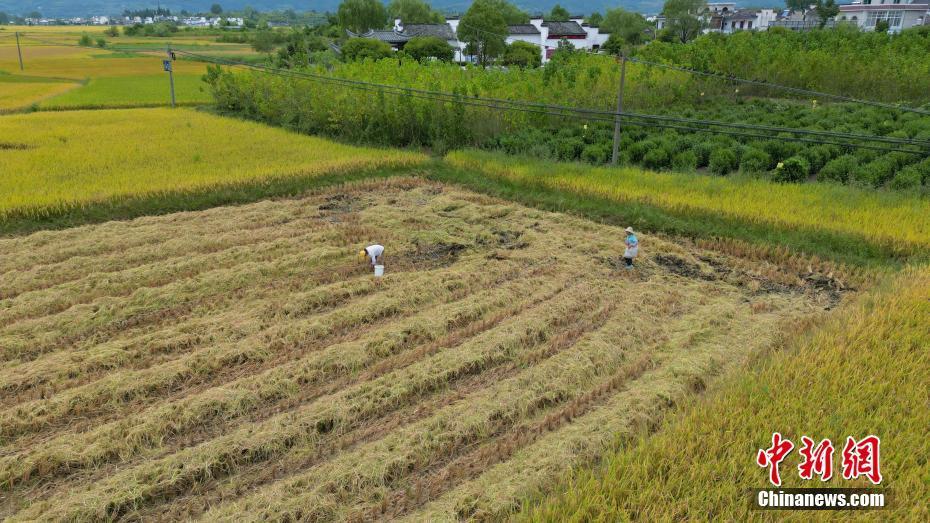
[459,0,508,66]
[341,37,393,61]
[662,0,706,43]
[585,12,603,27]
[502,40,541,67]
[602,8,651,45]
[252,29,278,52]
[784,0,808,12]
[210,3,223,15]
[875,19,890,33]
[814,0,839,28]
[274,31,328,68]
[338,0,388,33]
[78,33,93,46]
[95,37,107,48]
[547,4,571,21]
[104,26,119,37]
[405,36,454,61]
[489,0,530,24]
[389,0,443,24]
[601,33,626,55]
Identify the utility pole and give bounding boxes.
[165,48,176,108]
[611,53,627,166]
[15,32,24,71]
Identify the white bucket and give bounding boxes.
[374,265,385,277]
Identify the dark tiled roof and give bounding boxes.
[508,24,540,35]
[542,21,586,36]
[346,29,410,44]
[726,10,758,21]
[403,23,455,40]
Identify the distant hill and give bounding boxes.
[1,1,690,19]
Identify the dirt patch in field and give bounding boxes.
[0,142,31,150]
[653,254,718,281]
[404,239,468,269]
[0,178,846,522]
[318,193,367,214]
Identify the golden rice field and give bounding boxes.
[0,179,843,521]
[0,27,249,110]
[522,264,930,522]
[446,150,930,260]
[0,108,426,219]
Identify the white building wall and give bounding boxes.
[838,4,930,32]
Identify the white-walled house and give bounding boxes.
[447,16,608,64]
[713,9,778,32]
[373,15,609,64]
[837,0,929,32]
[659,4,777,33]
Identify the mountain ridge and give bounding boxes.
[2,1,717,19]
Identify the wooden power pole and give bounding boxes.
[611,54,627,166]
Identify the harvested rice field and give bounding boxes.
[0,178,846,521]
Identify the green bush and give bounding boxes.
[251,29,281,52]
[555,137,584,161]
[800,144,839,172]
[818,155,858,183]
[78,33,93,47]
[708,148,738,175]
[759,139,800,163]
[502,41,541,68]
[851,155,903,187]
[913,158,930,184]
[581,144,610,164]
[405,36,455,62]
[628,140,654,162]
[739,147,771,173]
[341,38,393,61]
[773,155,810,182]
[692,143,713,168]
[671,150,698,171]
[642,147,671,170]
[889,166,922,190]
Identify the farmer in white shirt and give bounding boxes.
[622,227,639,269]
[359,244,384,266]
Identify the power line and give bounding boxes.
[626,56,930,117]
[174,49,929,155]
[9,35,928,155]
[176,49,930,150]
[402,20,930,117]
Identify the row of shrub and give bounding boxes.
[494,119,930,192]
[205,53,930,193]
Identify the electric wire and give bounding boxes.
[174,49,930,154]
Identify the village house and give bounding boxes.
[346,28,412,49]
[837,0,929,32]
[376,15,610,64]
[658,3,777,32]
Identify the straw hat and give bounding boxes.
[624,227,635,234]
